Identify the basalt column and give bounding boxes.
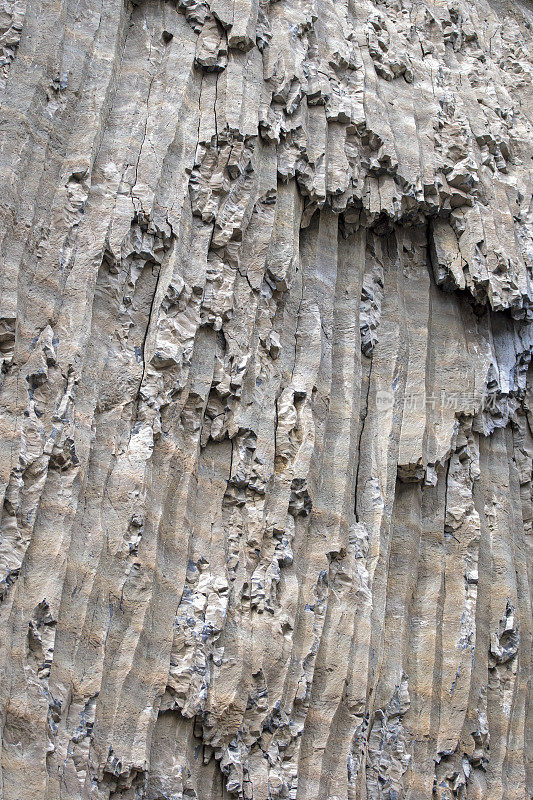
[0,0,531,798]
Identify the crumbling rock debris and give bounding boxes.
[0,0,531,797]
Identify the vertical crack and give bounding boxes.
[131,43,156,217]
[354,356,373,523]
[134,263,162,416]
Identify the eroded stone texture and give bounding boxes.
[0,0,531,797]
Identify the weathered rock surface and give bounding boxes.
[0,0,532,797]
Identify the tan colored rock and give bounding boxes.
[0,0,531,797]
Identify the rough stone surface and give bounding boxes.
[0,0,532,797]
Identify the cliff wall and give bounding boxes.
[0,0,532,797]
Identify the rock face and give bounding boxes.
[0,0,532,797]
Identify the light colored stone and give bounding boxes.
[0,0,531,798]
